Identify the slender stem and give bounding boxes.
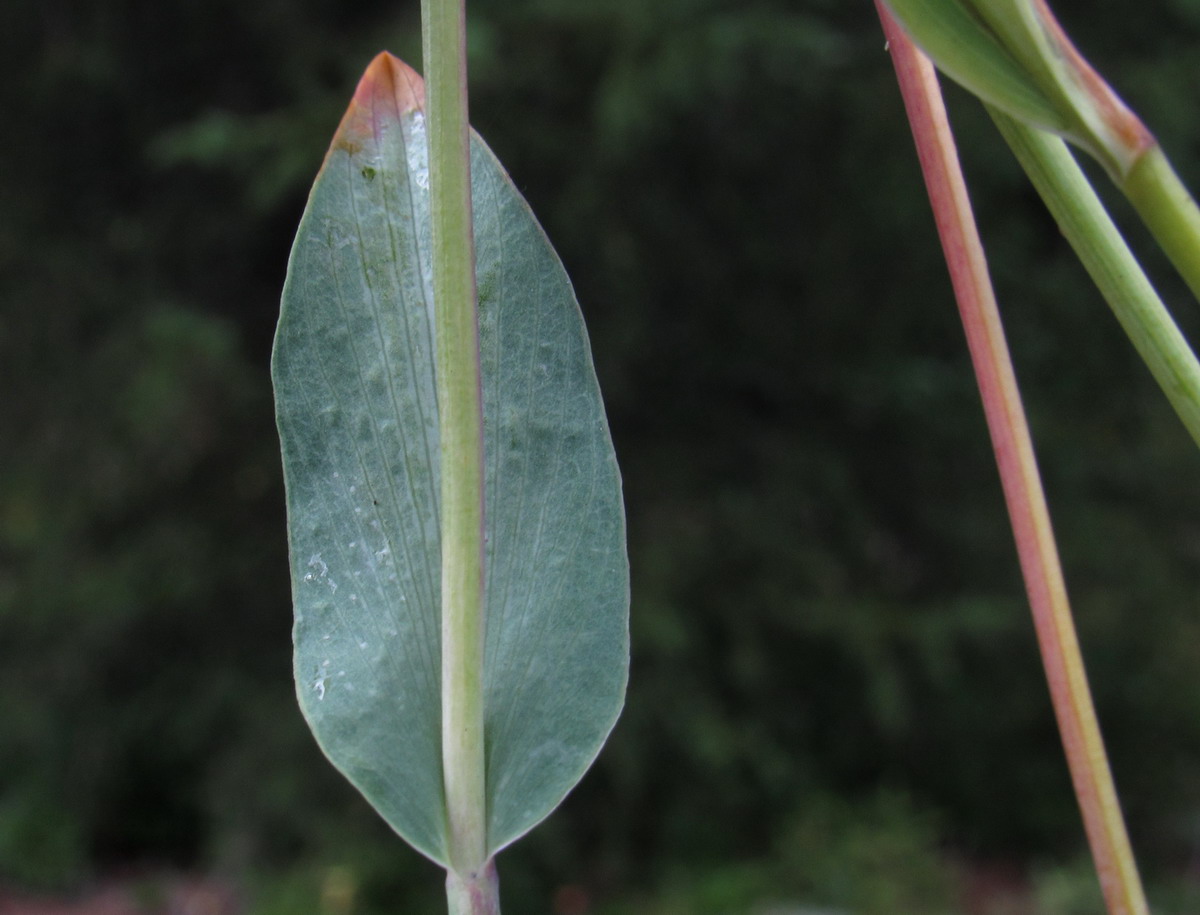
[1123,143,1200,306]
[991,112,1200,449]
[421,0,489,890]
[876,7,1149,915]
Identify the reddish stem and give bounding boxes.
[875,6,1148,914]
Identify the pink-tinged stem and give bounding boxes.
[875,6,1149,915]
[446,860,500,915]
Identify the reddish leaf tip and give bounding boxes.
[331,52,426,159]
[357,52,426,118]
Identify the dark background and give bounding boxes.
[4,0,1200,911]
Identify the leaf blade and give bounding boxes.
[274,53,448,863]
[882,0,1067,134]
[470,136,629,853]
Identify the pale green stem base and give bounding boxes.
[446,861,500,915]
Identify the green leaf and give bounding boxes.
[272,53,629,865]
[882,0,1153,178]
[882,0,1068,134]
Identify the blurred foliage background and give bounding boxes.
[4,0,1200,911]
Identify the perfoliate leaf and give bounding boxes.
[272,53,629,865]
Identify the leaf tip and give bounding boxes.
[357,51,426,118]
[332,52,426,158]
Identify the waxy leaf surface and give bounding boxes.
[272,53,628,865]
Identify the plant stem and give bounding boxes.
[1122,142,1200,306]
[446,860,501,915]
[421,0,491,898]
[991,112,1200,449]
[876,7,1149,915]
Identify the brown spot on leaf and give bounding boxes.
[328,52,426,161]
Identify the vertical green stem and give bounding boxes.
[877,7,1149,915]
[990,113,1200,448]
[421,0,492,905]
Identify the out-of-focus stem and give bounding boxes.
[876,6,1149,915]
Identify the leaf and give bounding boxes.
[272,53,629,865]
[882,0,1068,134]
[881,0,1151,178]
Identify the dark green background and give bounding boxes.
[4,0,1200,911]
